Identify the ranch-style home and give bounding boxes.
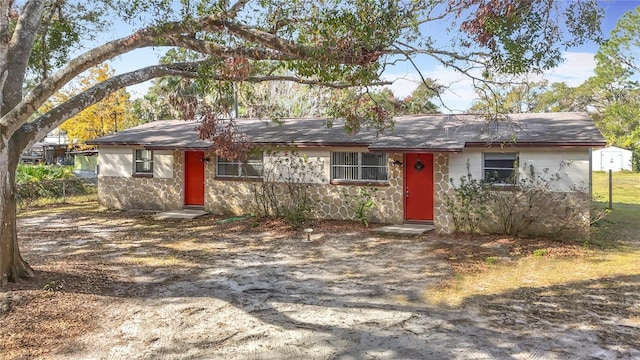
[87,112,606,233]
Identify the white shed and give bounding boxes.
[592,146,633,172]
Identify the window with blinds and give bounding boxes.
[331,152,388,181]
[483,152,518,185]
[216,152,263,178]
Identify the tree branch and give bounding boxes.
[14,59,378,152]
[226,0,250,19]
[2,11,392,135]
[223,21,386,65]
[3,0,46,113]
[15,61,202,152]
[242,76,391,88]
[163,36,297,61]
[0,17,223,134]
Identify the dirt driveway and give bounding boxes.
[2,205,639,359]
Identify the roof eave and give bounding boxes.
[252,141,370,148]
[85,141,213,150]
[367,147,464,153]
[464,141,608,148]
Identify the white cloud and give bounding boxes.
[383,67,484,112]
[543,52,596,86]
[382,51,597,112]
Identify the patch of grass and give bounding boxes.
[484,256,499,265]
[590,171,640,246]
[590,203,640,247]
[426,246,640,307]
[17,200,102,218]
[592,171,640,205]
[120,255,191,267]
[533,249,546,257]
[427,172,640,307]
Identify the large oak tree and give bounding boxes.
[469,6,640,169]
[0,0,601,282]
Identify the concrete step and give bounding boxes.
[153,209,208,220]
[371,224,435,236]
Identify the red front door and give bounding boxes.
[404,153,434,221]
[184,151,205,206]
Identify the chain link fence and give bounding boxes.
[17,178,97,208]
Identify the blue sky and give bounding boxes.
[102,1,639,112]
[380,1,640,111]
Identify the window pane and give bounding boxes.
[331,152,388,181]
[216,159,238,176]
[242,162,263,177]
[362,153,386,166]
[134,149,153,173]
[484,153,517,184]
[136,149,152,161]
[362,166,388,180]
[332,152,358,166]
[243,152,264,177]
[484,152,517,161]
[485,159,517,169]
[347,166,358,180]
[216,153,263,177]
[135,161,152,173]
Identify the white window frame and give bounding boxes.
[134,149,154,175]
[330,152,388,181]
[483,152,518,185]
[216,152,263,178]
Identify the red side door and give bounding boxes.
[184,151,205,206]
[404,153,434,221]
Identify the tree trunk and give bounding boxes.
[0,133,33,284]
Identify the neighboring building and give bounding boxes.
[592,146,633,172]
[20,142,69,164]
[70,150,99,179]
[20,128,70,164]
[42,128,68,145]
[87,112,606,233]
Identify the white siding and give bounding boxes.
[448,148,590,191]
[154,150,174,179]
[99,147,132,177]
[519,149,590,191]
[449,151,482,185]
[263,149,330,184]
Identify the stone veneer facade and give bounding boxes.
[98,151,184,210]
[204,151,405,225]
[433,153,452,234]
[97,150,455,231]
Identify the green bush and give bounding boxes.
[443,161,490,233]
[342,187,377,227]
[444,161,591,238]
[16,165,94,207]
[17,164,74,182]
[251,150,324,228]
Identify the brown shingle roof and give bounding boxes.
[86,112,606,151]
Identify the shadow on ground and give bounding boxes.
[1,204,638,359]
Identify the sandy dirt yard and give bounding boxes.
[1,203,638,359]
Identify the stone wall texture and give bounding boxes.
[203,151,404,224]
[433,153,452,233]
[98,151,183,210]
[98,150,455,229]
